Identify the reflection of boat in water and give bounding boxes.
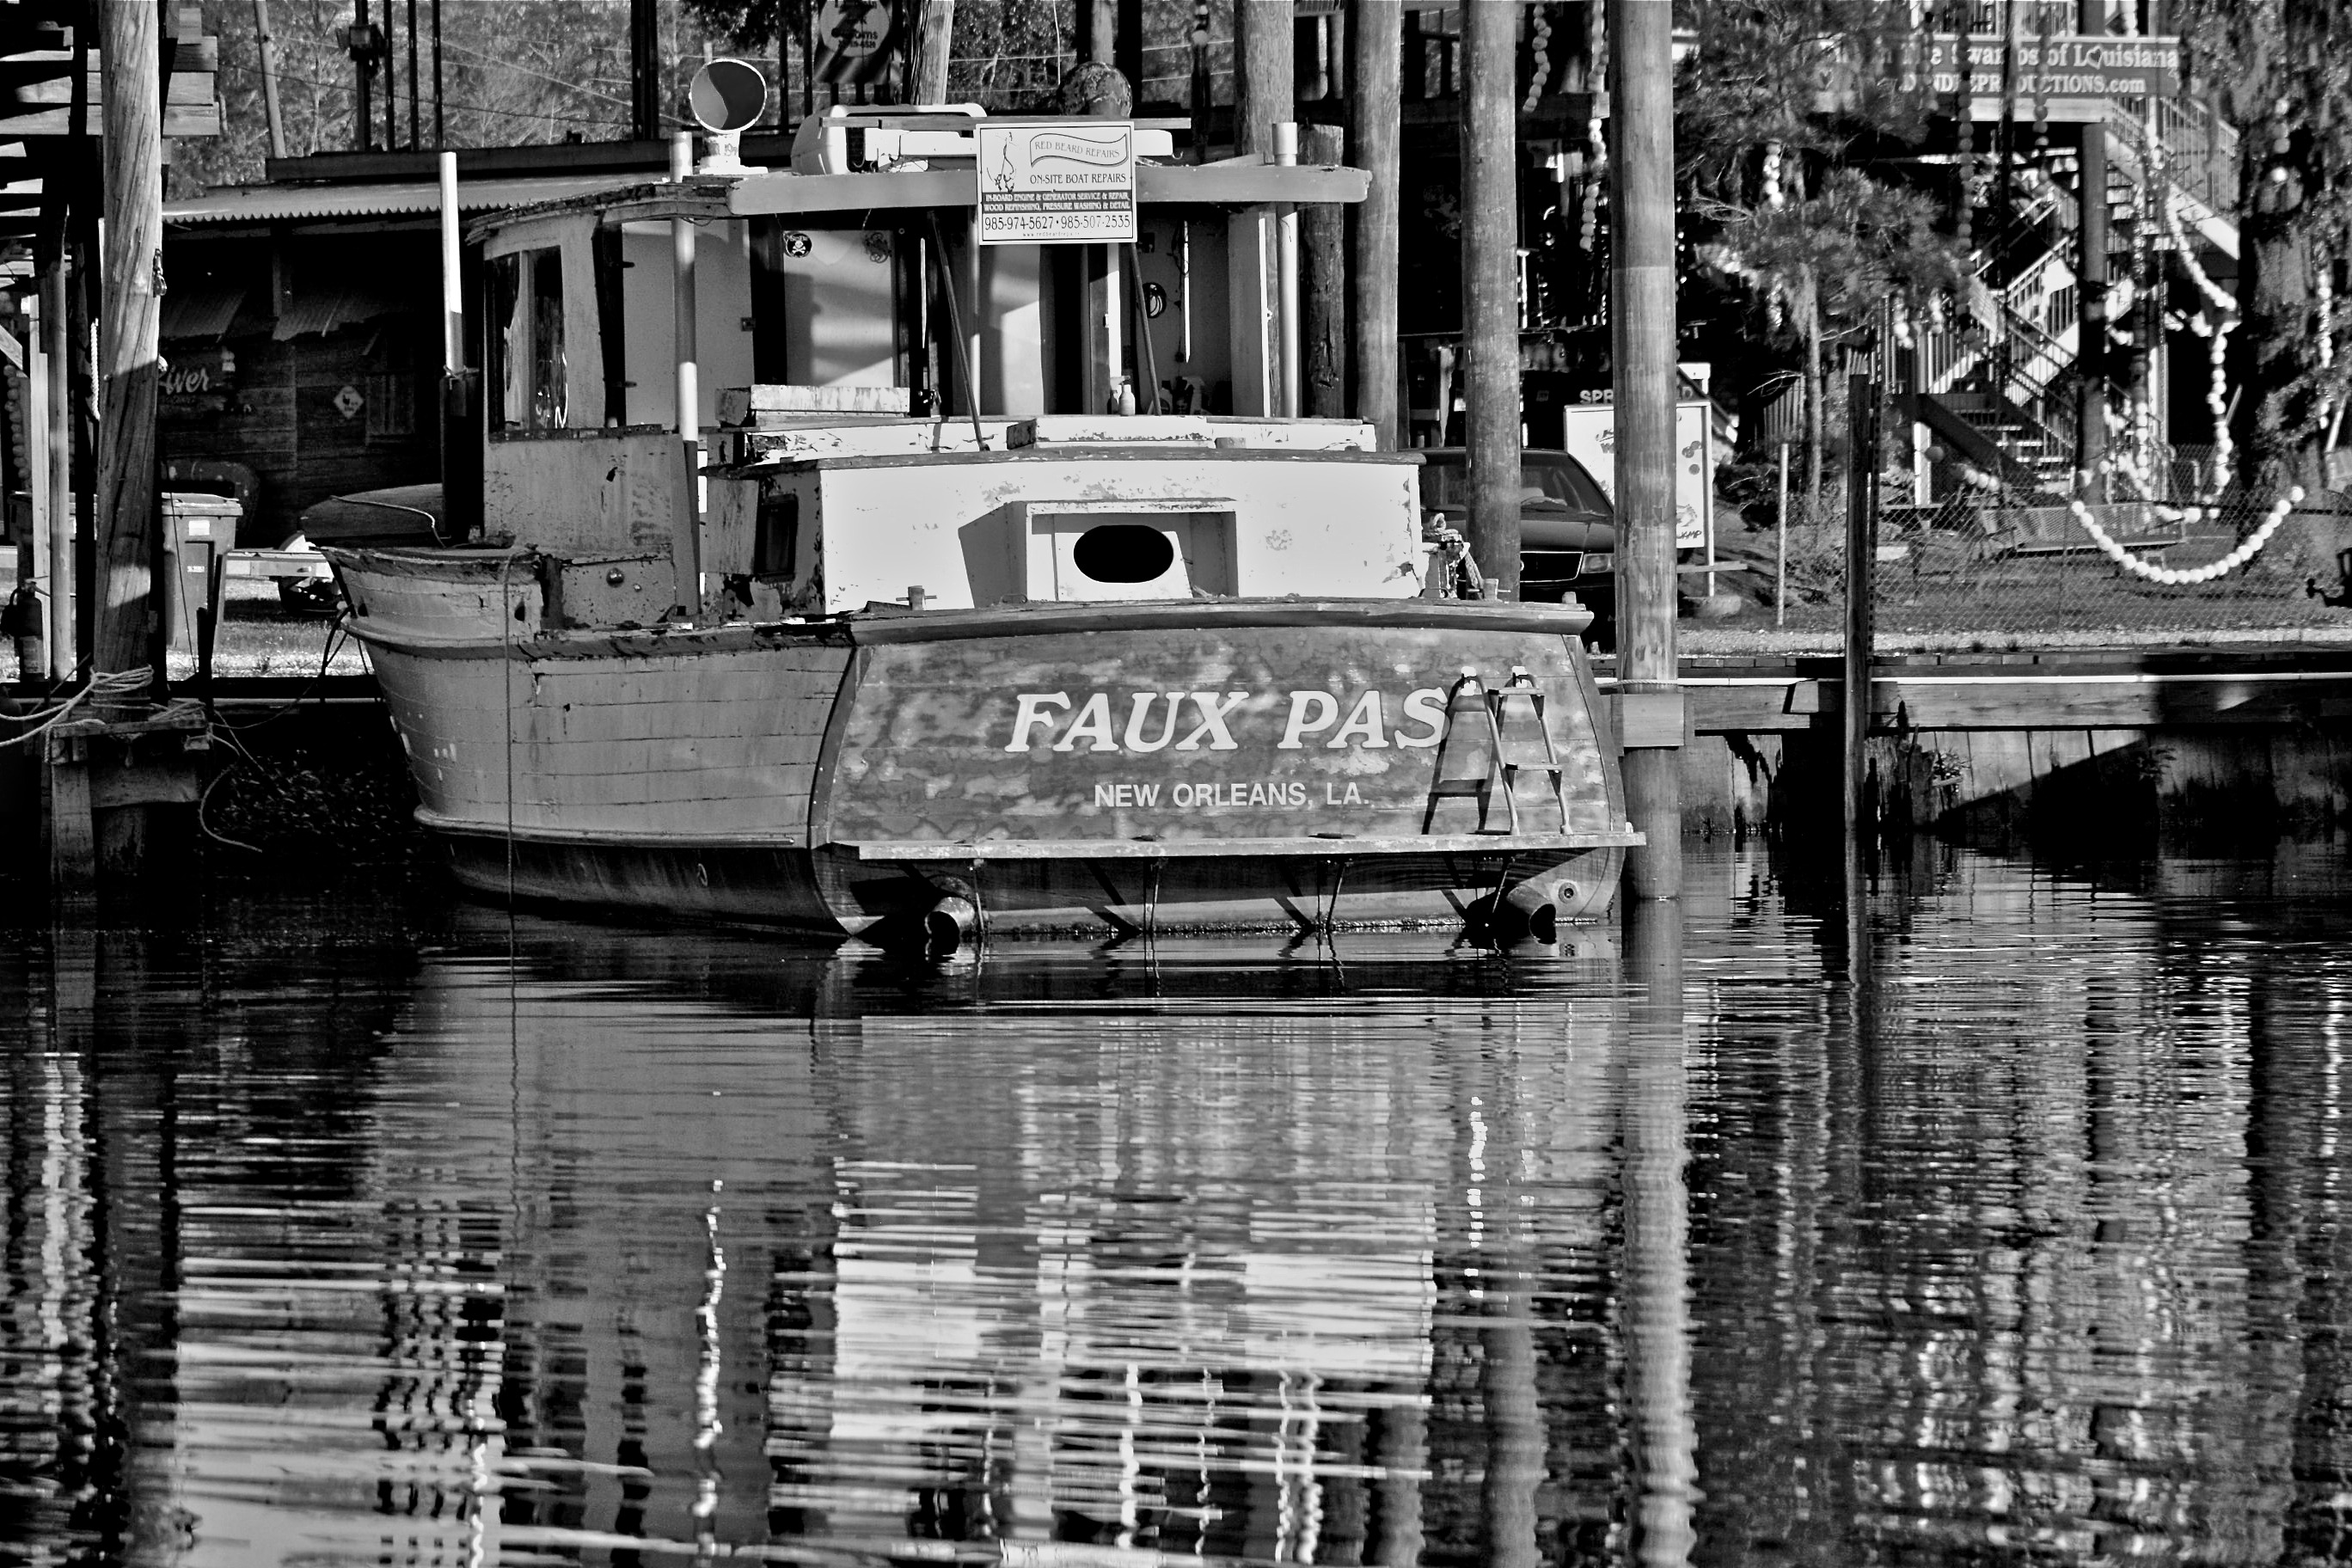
[322,94,1636,942]
[109,914,1635,1564]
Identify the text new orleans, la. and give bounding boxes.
[1004,688,1456,754]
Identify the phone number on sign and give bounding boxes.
[980,213,1136,241]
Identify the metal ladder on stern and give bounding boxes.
[1420,666,1573,837]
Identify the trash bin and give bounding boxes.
[162,492,242,659]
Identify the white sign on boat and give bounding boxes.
[975,121,1136,246]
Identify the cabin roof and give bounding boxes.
[461,157,1370,242]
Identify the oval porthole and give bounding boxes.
[1072,524,1175,584]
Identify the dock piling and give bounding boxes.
[1843,376,1880,843]
[1345,0,1400,449]
[1610,0,1682,898]
[1461,0,1520,601]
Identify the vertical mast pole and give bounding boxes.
[1611,0,1681,896]
[439,154,462,377]
[1275,119,1301,419]
[671,133,702,618]
[41,256,70,681]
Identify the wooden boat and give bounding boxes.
[322,101,1638,942]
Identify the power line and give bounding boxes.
[435,33,685,126]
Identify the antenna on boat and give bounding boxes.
[689,59,767,175]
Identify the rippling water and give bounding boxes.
[3,843,2352,1565]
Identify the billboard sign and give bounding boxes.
[1903,34,2180,99]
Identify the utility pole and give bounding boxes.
[914,0,955,103]
[252,0,289,160]
[1115,0,1143,98]
[1234,0,1293,156]
[631,0,661,141]
[353,0,373,150]
[1346,0,1400,447]
[1611,0,1681,897]
[96,0,161,688]
[1461,0,1520,599]
[1080,0,1115,66]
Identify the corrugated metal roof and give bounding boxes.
[163,172,651,225]
[159,280,246,340]
[271,284,409,341]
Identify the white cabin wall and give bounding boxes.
[763,225,900,389]
[812,455,1427,613]
[619,220,756,430]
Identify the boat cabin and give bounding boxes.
[453,113,1425,628]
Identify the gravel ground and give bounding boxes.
[179,576,367,681]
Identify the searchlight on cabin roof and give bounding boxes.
[689,58,769,175]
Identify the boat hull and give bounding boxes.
[332,552,1636,937]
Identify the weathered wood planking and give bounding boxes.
[371,639,851,838]
[484,430,681,560]
[1676,666,2352,732]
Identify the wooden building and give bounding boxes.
[159,146,721,545]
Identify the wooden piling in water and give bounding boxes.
[1611,0,1681,897]
[1346,0,1400,448]
[96,0,162,687]
[1234,0,1293,156]
[1843,376,1877,841]
[2075,115,2108,498]
[1302,124,1347,419]
[1461,0,1520,601]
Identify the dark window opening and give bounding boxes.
[485,245,567,432]
[755,490,799,578]
[1072,524,1175,584]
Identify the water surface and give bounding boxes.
[3,844,2351,1565]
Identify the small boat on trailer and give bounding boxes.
[322,92,1638,942]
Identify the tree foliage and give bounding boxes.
[176,1,669,191]
[1675,0,1962,495]
[2172,0,2352,493]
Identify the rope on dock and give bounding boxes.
[2068,486,2306,585]
[0,665,156,749]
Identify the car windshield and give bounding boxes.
[1419,454,1609,514]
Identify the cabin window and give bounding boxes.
[754,490,799,579]
[1072,524,1176,584]
[486,246,568,432]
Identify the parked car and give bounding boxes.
[1417,447,1617,645]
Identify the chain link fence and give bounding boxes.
[1703,453,2352,652]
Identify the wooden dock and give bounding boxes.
[13,650,2349,876]
[1610,648,2352,844]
